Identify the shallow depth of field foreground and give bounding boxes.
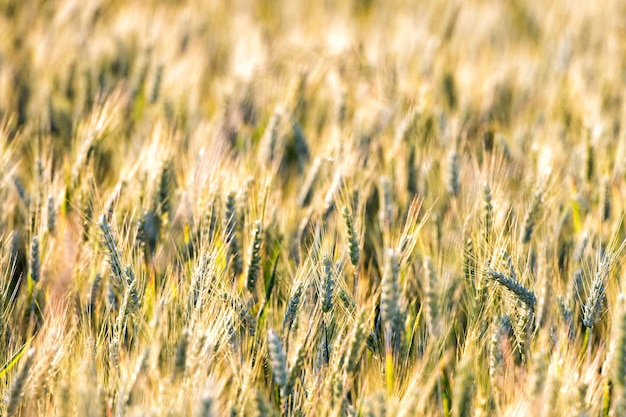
[1,0,626,416]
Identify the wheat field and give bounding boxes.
[1,0,626,416]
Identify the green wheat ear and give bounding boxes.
[521,188,543,244]
[342,206,360,268]
[268,329,288,398]
[321,255,334,313]
[489,317,509,392]
[99,215,124,290]
[345,311,368,375]
[29,235,40,284]
[46,194,56,234]
[246,220,263,293]
[224,191,242,278]
[582,255,610,331]
[482,182,493,243]
[381,248,403,356]
[283,282,304,335]
[486,267,536,311]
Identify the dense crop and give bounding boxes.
[0,0,626,416]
